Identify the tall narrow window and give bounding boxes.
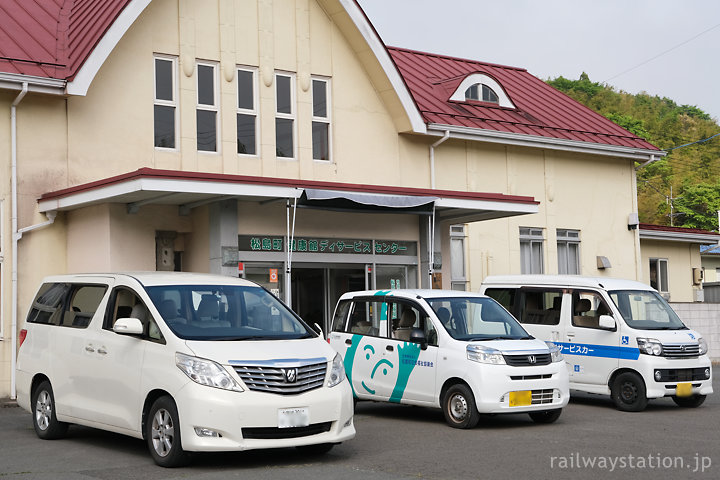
[312,77,330,161]
[557,229,580,274]
[275,72,295,159]
[519,227,544,274]
[237,67,257,155]
[154,56,176,148]
[450,225,467,291]
[197,62,218,152]
[649,258,669,295]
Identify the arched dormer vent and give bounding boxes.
[449,73,515,109]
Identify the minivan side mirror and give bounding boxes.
[409,328,428,350]
[113,317,144,335]
[598,315,616,331]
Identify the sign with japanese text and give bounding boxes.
[237,235,417,256]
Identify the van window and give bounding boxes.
[104,287,164,342]
[26,283,70,325]
[26,283,106,329]
[519,290,563,326]
[609,290,685,330]
[426,297,530,341]
[484,288,515,312]
[63,285,107,328]
[345,299,385,337]
[571,291,611,329]
[331,300,352,333]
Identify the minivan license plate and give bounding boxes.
[676,383,692,397]
[278,407,309,428]
[509,390,532,407]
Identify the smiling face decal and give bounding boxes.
[360,344,395,394]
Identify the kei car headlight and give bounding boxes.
[327,353,346,388]
[176,352,243,392]
[698,337,708,356]
[467,345,506,365]
[545,342,564,363]
[636,337,663,356]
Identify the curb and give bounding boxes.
[0,398,19,408]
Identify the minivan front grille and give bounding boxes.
[233,361,327,395]
[662,343,700,358]
[503,353,551,367]
[242,422,332,439]
[654,368,708,382]
[531,389,555,405]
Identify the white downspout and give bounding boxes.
[10,82,28,400]
[429,130,450,189]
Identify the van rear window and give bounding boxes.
[26,283,70,325]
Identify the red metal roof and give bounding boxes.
[0,0,131,80]
[388,47,659,151]
[639,223,719,237]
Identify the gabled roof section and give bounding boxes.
[639,223,720,244]
[388,47,662,157]
[0,0,150,95]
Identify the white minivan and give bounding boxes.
[328,289,569,428]
[16,273,354,467]
[480,275,713,411]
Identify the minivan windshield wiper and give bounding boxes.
[468,335,533,341]
[643,326,688,331]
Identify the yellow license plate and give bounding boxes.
[676,383,692,397]
[509,390,532,407]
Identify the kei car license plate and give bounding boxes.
[509,390,532,407]
[676,382,692,397]
[278,407,310,428]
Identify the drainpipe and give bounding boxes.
[429,130,450,189]
[10,82,28,400]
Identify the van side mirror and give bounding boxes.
[409,328,428,350]
[113,317,144,335]
[598,315,616,331]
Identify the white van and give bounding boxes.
[328,289,569,428]
[480,275,713,411]
[16,273,354,467]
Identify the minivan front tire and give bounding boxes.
[146,396,189,467]
[442,384,480,429]
[611,372,648,412]
[31,380,68,440]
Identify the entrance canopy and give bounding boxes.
[37,168,539,222]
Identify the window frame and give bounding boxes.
[153,54,178,150]
[649,258,670,295]
[311,76,331,161]
[557,228,581,275]
[570,290,613,330]
[236,66,258,157]
[275,71,296,160]
[450,224,467,291]
[519,227,545,274]
[196,60,220,153]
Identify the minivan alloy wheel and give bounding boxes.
[35,390,52,431]
[31,380,68,439]
[151,408,175,457]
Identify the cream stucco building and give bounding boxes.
[0,0,663,398]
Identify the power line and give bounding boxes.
[605,22,720,82]
[666,132,720,151]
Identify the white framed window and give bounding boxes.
[649,258,669,295]
[450,224,467,291]
[312,77,331,161]
[154,55,177,149]
[557,229,580,275]
[236,67,258,156]
[520,227,544,274]
[464,83,499,104]
[196,61,219,153]
[275,72,296,159]
[449,73,515,108]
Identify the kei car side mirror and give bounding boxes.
[409,328,428,350]
[113,317,144,335]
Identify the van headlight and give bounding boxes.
[467,345,506,365]
[327,353,346,387]
[546,342,564,363]
[176,352,243,392]
[698,337,708,356]
[636,338,663,356]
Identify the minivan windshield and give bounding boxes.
[609,290,687,330]
[145,284,314,340]
[425,297,532,341]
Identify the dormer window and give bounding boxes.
[464,83,499,104]
[450,73,515,109]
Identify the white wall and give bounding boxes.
[670,302,720,363]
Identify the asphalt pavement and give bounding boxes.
[1,376,718,480]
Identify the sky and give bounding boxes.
[356,0,720,123]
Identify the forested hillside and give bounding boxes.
[547,74,720,230]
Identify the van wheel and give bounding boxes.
[528,409,562,424]
[296,443,335,455]
[442,384,480,429]
[31,380,68,439]
[611,372,648,412]
[146,396,189,467]
[672,394,706,408]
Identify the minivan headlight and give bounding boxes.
[467,345,506,365]
[698,337,708,356]
[545,342,564,363]
[176,352,243,392]
[636,338,663,356]
[327,353,346,388]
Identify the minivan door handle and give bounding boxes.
[97,347,107,355]
[345,339,352,345]
[84,345,95,353]
[386,345,394,352]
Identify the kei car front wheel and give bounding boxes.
[442,384,480,429]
